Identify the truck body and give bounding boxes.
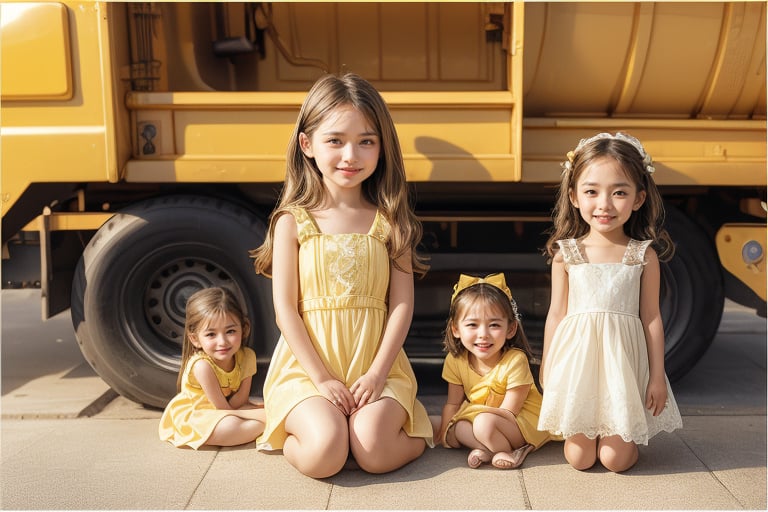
[2,1,765,407]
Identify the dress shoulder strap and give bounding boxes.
[556,239,586,265]
[287,207,318,244]
[622,239,653,265]
[368,210,390,244]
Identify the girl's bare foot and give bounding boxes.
[492,444,534,469]
[467,448,492,469]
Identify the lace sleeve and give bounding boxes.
[556,239,585,266]
[623,239,653,266]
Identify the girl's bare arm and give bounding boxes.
[227,375,253,409]
[540,253,568,389]
[192,360,233,410]
[437,382,465,445]
[639,247,668,416]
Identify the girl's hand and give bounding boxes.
[317,378,355,416]
[350,370,386,411]
[645,376,668,416]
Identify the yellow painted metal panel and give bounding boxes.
[262,2,505,90]
[170,111,296,157]
[0,2,72,100]
[125,89,521,182]
[0,2,119,218]
[22,212,113,232]
[123,155,518,184]
[522,118,767,185]
[523,2,766,119]
[716,224,767,300]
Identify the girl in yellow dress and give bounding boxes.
[437,273,553,469]
[251,73,433,478]
[159,287,265,449]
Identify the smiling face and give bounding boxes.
[190,312,243,370]
[451,300,517,374]
[298,104,380,195]
[569,156,646,240]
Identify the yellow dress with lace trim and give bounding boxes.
[257,207,434,451]
[442,348,555,449]
[159,347,261,449]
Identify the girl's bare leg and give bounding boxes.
[284,396,349,478]
[349,398,426,474]
[452,419,484,449]
[597,435,638,472]
[472,412,525,452]
[471,413,533,469]
[451,420,492,468]
[564,434,598,470]
[205,412,265,447]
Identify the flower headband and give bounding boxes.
[562,132,655,175]
[451,273,521,320]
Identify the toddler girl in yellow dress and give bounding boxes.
[438,273,553,469]
[159,287,265,448]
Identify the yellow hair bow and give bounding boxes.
[451,273,512,304]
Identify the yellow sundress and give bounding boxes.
[257,207,434,451]
[442,348,554,449]
[159,347,261,449]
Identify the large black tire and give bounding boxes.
[71,195,277,408]
[660,206,724,382]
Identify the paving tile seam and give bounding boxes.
[186,449,220,510]
[706,469,750,510]
[675,431,746,508]
[517,469,533,510]
[324,484,334,510]
[680,412,767,418]
[0,412,83,420]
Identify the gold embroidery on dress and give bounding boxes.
[325,235,367,295]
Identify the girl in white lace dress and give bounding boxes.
[538,132,682,472]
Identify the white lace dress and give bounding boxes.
[537,239,683,445]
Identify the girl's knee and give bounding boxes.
[598,438,638,473]
[565,450,597,471]
[471,413,496,439]
[564,435,597,471]
[284,433,349,478]
[284,399,350,477]
[353,436,425,474]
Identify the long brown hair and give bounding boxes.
[176,287,251,391]
[544,133,675,262]
[251,73,428,276]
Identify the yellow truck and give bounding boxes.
[2,1,765,408]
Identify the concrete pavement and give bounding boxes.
[1,290,766,509]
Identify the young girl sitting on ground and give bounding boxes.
[159,287,265,449]
[438,273,553,469]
